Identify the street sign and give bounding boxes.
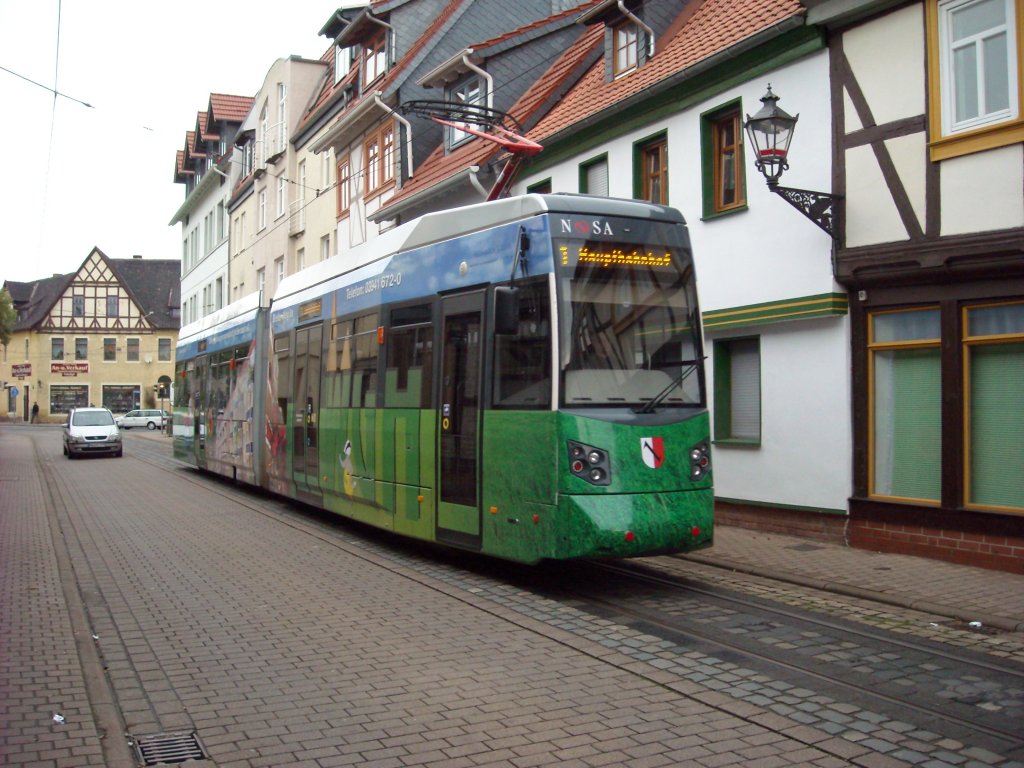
[10,386,18,398]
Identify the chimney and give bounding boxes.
[133,254,143,259]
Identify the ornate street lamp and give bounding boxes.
[744,84,840,239]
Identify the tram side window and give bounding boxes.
[174,364,191,408]
[211,350,231,413]
[493,279,552,409]
[335,312,379,407]
[385,304,433,408]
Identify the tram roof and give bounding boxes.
[273,193,685,308]
[178,289,262,345]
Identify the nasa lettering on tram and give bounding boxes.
[560,218,615,236]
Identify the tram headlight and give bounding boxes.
[689,441,711,481]
[567,440,611,486]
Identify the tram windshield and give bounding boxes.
[556,225,703,409]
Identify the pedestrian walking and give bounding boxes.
[31,402,39,423]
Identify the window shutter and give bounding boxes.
[586,160,609,197]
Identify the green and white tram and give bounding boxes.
[175,194,712,563]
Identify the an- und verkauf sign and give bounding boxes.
[51,362,89,376]
[12,363,31,378]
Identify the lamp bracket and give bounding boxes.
[768,181,840,239]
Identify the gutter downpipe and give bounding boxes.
[461,51,495,110]
[618,0,655,58]
[365,10,396,66]
[374,94,415,179]
[468,165,488,197]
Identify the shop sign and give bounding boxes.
[51,362,89,376]
[12,363,31,378]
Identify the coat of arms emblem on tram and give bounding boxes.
[641,437,664,469]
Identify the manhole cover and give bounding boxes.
[133,732,206,765]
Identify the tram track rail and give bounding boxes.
[125,434,1024,765]
[558,560,1024,750]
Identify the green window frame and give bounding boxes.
[963,300,1024,512]
[713,336,761,444]
[579,154,609,196]
[868,307,943,504]
[701,100,747,219]
[633,131,668,204]
[527,178,552,194]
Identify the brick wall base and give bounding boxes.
[715,499,1024,574]
[714,501,849,545]
[849,499,1024,575]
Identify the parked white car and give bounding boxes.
[115,409,168,430]
[63,407,122,458]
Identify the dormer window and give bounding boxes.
[447,75,484,147]
[335,44,352,83]
[613,21,639,76]
[578,0,655,81]
[363,31,387,87]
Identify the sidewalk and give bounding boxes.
[685,525,1024,632]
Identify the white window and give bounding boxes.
[613,21,639,77]
[259,103,269,165]
[277,82,287,152]
[322,148,333,188]
[217,201,225,241]
[258,190,267,230]
[335,45,351,83]
[321,234,331,262]
[275,257,285,288]
[276,175,286,218]
[257,268,266,296]
[297,248,305,272]
[581,156,609,196]
[938,0,1018,134]
[447,76,483,147]
[714,337,761,443]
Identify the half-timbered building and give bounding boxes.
[817,0,1024,571]
[1,249,180,422]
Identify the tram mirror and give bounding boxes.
[494,287,520,335]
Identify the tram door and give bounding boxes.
[437,292,485,550]
[194,356,209,463]
[291,324,323,498]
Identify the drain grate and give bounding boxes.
[133,732,207,765]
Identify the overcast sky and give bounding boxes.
[0,0,338,285]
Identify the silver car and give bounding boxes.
[115,408,168,430]
[63,407,123,458]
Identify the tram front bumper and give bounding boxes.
[557,489,714,559]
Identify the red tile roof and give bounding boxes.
[195,111,219,144]
[173,149,193,183]
[188,125,207,158]
[208,93,255,124]
[529,0,804,143]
